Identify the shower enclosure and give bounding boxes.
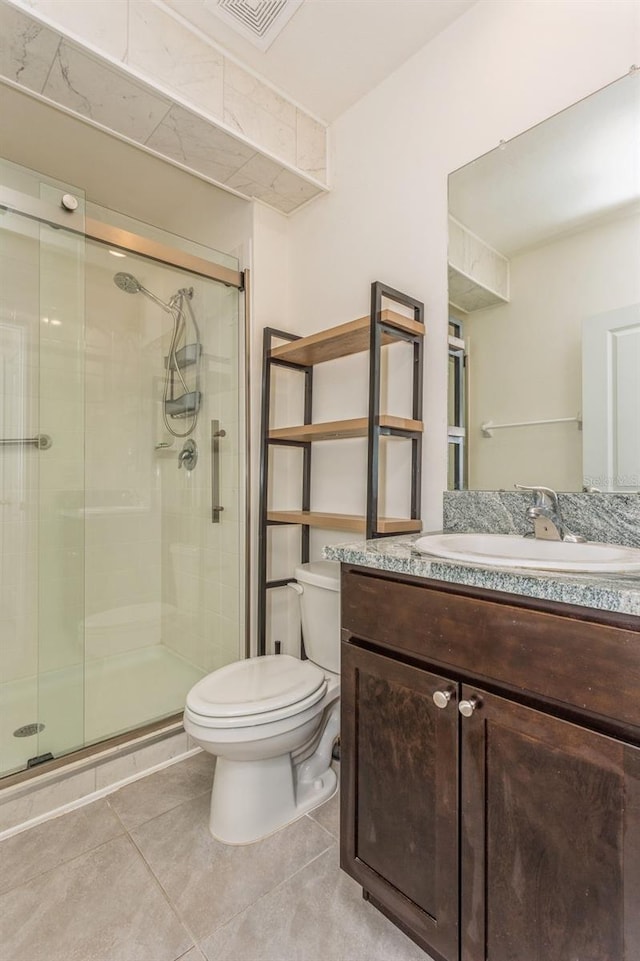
[0,159,245,780]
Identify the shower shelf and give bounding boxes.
[166,390,201,418]
[164,343,201,370]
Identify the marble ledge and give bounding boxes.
[323,533,640,617]
[1,0,328,214]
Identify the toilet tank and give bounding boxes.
[294,561,340,675]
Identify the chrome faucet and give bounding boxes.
[514,484,585,542]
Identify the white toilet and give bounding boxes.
[183,560,341,844]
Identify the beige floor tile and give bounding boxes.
[0,798,123,895]
[107,751,215,830]
[0,834,193,961]
[131,793,335,941]
[307,788,339,840]
[199,846,431,961]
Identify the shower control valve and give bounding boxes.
[178,439,198,471]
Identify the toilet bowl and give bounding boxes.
[184,560,341,844]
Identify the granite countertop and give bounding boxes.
[323,533,640,617]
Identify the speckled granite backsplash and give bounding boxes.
[443,491,640,548]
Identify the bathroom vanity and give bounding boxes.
[333,542,640,961]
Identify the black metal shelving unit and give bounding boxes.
[258,282,424,656]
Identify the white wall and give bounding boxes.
[248,202,303,655]
[285,0,640,531]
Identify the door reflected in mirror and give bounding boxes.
[447,71,640,493]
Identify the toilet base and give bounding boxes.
[209,754,337,845]
[208,698,340,845]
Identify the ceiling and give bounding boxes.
[160,0,477,121]
[449,71,640,256]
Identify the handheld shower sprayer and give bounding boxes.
[113,272,201,439]
[113,272,172,312]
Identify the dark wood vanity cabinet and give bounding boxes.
[340,564,640,961]
[341,643,459,960]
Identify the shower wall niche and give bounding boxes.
[0,159,245,779]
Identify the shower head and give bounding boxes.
[113,272,142,294]
[113,272,172,311]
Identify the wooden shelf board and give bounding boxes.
[270,310,425,366]
[269,415,423,443]
[267,510,422,535]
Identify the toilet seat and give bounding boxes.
[185,655,328,729]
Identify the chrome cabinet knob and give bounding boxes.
[432,689,453,710]
[459,697,480,717]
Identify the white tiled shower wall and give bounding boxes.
[159,277,242,675]
[82,243,242,675]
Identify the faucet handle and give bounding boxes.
[514,483,559,509]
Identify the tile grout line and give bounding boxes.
[123,791,336,949]
[196,841,338,950]
[305,805,339,844]
[105,784,213,835]
[0,821,129,902]
[124,803,203,952]
[0,762,213,910]
[117,822,200,957]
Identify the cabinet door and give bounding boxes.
[460,685,640,961]
[341,642,459,961]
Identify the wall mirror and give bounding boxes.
[447,71,640,493]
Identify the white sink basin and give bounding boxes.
[414,533,640,573]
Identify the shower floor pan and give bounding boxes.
[0,646,203,779]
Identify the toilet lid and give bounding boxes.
[186,654,326,719]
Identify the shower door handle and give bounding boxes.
[211,419,226,523]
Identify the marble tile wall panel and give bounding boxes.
[43,40,173,143]
[128,0,224,120]
[448,217,509,297]
[227,155,324,213]
[3,0,329,212]
[0,1,60,92]
[448,264,508,311]
[443,490,640,548]
[224,58,296,126]
[223,59,296,166]
[146,104,255,183]
[296,108,327,180]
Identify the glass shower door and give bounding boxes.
[1,158,245,780]
[81,233,243,745]
[0,165,86,776]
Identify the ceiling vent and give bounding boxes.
[203,0,304,51]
